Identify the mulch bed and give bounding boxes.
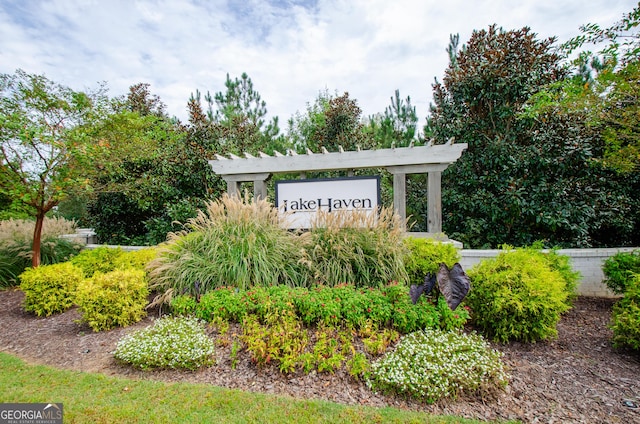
[1,289,638,423]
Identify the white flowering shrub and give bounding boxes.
[114,316,215,370]
[367,329,509,403]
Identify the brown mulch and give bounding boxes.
[0,289,638,423]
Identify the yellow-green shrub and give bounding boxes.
[70,246,124,277]
[467,248,572,343]
[19,262,84,317]
[610,275,640,351]
[76,269,148,331]
[112,248,157,274]
[403,237,460,286]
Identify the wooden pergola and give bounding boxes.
[209,141,467,234]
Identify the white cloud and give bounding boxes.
[0,0,636,128]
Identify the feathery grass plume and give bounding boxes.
[305,207,409,287]
[0,216,77,246]
[147,193,310,306]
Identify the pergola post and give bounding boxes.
[225,179,240,197]
[427,171,442,234]
[253,178,267,200]
[392,172,407,230]
[387,164,449,236]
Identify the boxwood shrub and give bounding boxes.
[76,269,149,331]
[610,274,640,351]
[70,246,124,277]
[466,247,573,343]
[602,249,640,295]
[19,262,84,317]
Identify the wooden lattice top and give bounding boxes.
[209,140,467,176]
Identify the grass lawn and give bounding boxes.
[0,352,510,424]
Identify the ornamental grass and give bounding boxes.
[147,194,310,306]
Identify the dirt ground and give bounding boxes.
[1,288,638,423]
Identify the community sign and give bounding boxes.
[275,176,380,229]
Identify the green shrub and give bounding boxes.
[603,249,640,295]
[195,287,250,323]
[519,243,580,304]
[248,285,300,320]
[538,249,580,303]
[293,285,349,327]
[114,316,215,370]
[610,275,640,351]
[143,197,202,245]
[69,247,155,281]
[147,194,309,306]
[403,237,460,286]
[19,262,85,317]
[333,285,377,329]
[367,329,508,403]
[174,283,469,334]
[304,208,409,288]
[0,247,29,288]
[170,294,197,316]
[241,312,308,372]
[467,248,572,342]
[75,269,149,331]
[70,246,124,277]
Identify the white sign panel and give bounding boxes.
[276,176,380,229]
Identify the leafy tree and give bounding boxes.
[524,5,640,173]
[287,91,374,153]
[87,85,217,245]
[195,73,284,156]
[365,89,419,149]
[285,89,332,153]
[0,69,100,266]
[125,82,167,117]
[428,27,636,248]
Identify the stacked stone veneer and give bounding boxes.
[459,247,638,298]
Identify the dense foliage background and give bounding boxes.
[1,6,638,252]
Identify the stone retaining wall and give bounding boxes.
[459,247,638,298]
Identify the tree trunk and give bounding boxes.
[32,210,45,268]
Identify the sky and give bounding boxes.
[0,0,637,129]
